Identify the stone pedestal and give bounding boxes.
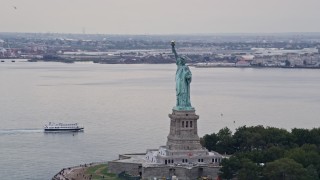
[143,109,223,166]
[167,109,202,151]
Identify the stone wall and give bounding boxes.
[142,165,220,180]
[108,161,142,176]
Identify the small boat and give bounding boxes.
[11,60,15,62]
[44,122,84,132]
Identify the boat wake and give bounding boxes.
[0,128,43,135]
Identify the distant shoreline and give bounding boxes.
[1,58,320,69]
[1,59,320,69]
[192,65,320,69]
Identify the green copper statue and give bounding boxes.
[171,41,194,110]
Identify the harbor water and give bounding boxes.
[0,61,320,179]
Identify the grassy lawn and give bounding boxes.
[85,164,120,180]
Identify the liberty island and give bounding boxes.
[105,42,224,180]
[51,42,224,180]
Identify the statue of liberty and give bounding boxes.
[171,41,194,110]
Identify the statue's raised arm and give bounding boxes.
[171,41,178,60]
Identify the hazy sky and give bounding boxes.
[1,0,320,34]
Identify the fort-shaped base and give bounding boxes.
[108,108,224,179]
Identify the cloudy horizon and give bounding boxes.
[1,0,320,34]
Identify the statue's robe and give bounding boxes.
[175,64,192,109]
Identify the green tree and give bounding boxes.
[241,150,265,164]
[219,156,241,180]
[306,165,319,180]
[238,158,261,180]
[286,147,320,168]
[300,144,318,152]
[216,127,235,154]
[263,158,308,180]
[263,146,285,163]
[233,125,266,151]
[292,128,320,146]
[310,128,320,145]
[201,133,219,151]
[264,127,293,148]
[202,126,320,179]
[292,128,312,146]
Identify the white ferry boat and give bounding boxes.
[44,122,84,132]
